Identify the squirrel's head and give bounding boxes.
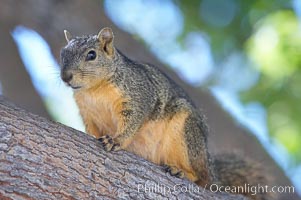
[60,27,117,90]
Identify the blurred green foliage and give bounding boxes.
[246,10,301,162]
[175,0,301,163]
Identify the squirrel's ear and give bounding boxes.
[97,27,114,56]
[64,30,73,43]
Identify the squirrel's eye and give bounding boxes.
[86,50,96,61]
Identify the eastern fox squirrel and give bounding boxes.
[60,27,275,200]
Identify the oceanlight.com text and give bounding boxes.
[137,182,295,196]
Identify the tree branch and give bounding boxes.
[0,97,246,200]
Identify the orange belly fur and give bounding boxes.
[74,80,197,181]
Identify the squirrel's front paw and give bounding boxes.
[98,135,121,151]
[163,165,185,178]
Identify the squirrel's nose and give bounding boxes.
[61,70,73,83]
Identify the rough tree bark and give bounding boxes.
[0,97,246,200]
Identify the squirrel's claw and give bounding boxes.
[111,143,121,151]
[98,135,121,152]
[163,165,185,178]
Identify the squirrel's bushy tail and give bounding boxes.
[212,154,276,200]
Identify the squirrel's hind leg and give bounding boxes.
[183,112,216,187]
[98,135,121,151]
[163,164,185,178]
